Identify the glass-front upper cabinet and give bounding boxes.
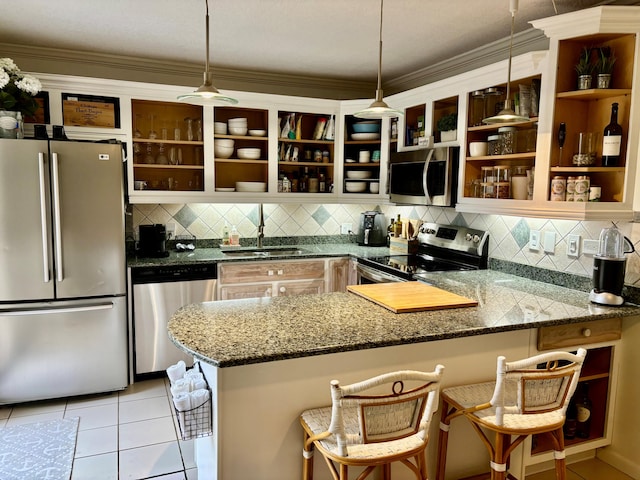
[131,99,204,192]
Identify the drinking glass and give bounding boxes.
[148,114,157,140]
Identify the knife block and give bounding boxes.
[389,237,418,254]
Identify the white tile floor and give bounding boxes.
[0,378,197,480]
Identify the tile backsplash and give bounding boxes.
[132,203,640,287]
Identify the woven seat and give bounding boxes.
[300,367,444,480]
[436,349,586,480]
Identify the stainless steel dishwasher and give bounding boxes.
[130,263,217,378]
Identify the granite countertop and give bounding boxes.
[168,270,640,368]
[127,243,389,268]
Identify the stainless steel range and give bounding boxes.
[356,223,489,283]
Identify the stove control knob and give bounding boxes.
[424,228,436,234]
[472,234,481,243]
[465,233,472,241]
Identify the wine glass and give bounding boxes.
[148,114,157,140]
[185,117,194,142]
[133,114,142,160]
[156,143,168,165]
[144,143,155,164]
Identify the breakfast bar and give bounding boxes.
[168,270,640,479]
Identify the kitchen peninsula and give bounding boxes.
[168,270,640,480]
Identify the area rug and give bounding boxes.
[0,417,79,480]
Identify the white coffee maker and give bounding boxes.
[589,224,635,306]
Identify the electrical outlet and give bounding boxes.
[583,239,599,255]
[166,222,176,239]
[529,230,540,251]
[341,223,353,234]
[544,231,556,254]
[567,234,581,257]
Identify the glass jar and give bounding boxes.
[550,176,566,201]
[511,166,528,200]
[494,165,511,183]
[471,90,486,126]
[498,126,516,155]
[487,135,501,156]
[495,182,510,199]
[481,182,495,198]
[484,87,504,119]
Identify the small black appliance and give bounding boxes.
[589,224,635,306]
[356,211,386,246]
[138,224,169,258]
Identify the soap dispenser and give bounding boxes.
[230,225,240,246]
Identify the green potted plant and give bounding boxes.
[595,46,616,88]
[437,113,457,142]
[574,46,595,90]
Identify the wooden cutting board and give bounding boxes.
[347,281,478,313]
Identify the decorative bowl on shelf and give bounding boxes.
[235,181,267,192]
[237,148,261,159]
[214,122,227,134]
[214,138,234,147]
[214,145,234,159]
[249,129,267,137]
[345,181,367,193]
[346,170,372,179]
[351,133,380,141]
[352,122,381,134]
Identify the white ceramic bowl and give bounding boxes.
[249,129,266,137]
[228,117,248,125]
[469,141,488,157]
[228,126,248,136]
[214,122,227,134]
[214,138,234,148]
[214,145,234,159]
[345,181,367,193]
[346,170,372,179]
[369,182,380,194]
[235,181,267,192]
[237,148,261,159]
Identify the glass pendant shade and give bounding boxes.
[178,0,237,106]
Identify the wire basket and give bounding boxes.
[171,363,213,441]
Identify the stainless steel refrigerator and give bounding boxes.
[0,138,128,404]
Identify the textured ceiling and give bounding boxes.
[0,0,635,84]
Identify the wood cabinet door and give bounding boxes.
[219,283,273,300]
[274,279,325,297]
[327,258,349,292]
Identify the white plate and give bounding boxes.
[345,158,356,163]
[215,187,235,192]
[346,170,372,179]
[351,133,380,141]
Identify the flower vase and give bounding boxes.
[0,111,21,139]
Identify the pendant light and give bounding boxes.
[178,0,238,105]
[483,0,529,124]
[354,0,402,119]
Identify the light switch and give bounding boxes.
[529,230,540,251]
[567,234,581,257]
[544,231,556,254]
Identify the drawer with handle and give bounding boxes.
[537,318,622,351]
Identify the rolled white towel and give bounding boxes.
[190,388,210,409]
[173,392,191,411]
[166,360,186,384]
[184,370,203,382]
[192,378,207,391]
[170,378,191,396]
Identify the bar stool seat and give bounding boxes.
[300,367,445,480]
[436,349,587,480]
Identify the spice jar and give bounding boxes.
[495,182,510,199]
[565,176,576,202]
[481,182,495,198]
[481,166,495,198]
[494,165,510,183]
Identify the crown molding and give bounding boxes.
[1,31,549,101]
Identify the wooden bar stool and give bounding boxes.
[300,366,444,480]
[436,349,586,480]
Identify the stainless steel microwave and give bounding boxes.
[389,146,459,206]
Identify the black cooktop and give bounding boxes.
[359,254,474,279]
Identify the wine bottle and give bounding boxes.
[564,398,577,440]
[602,102,622,167]
[575,382,592,439]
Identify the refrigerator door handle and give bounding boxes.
[38,152,51,284]
[0,302,114,316]
[51,152,64,282]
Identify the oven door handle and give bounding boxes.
[357,264,405,283]
[422,148,435,204]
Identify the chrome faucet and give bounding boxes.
[257,203,265,249]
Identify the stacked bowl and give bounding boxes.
[214,138,234,158]
[228,118,248,136]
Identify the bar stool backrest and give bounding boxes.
[490,348,587,426]
[328,367,444,457]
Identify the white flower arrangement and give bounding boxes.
[0,58,42,116]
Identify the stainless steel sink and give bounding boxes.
[221,247,310,257]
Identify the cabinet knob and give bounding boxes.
[279,286,286,293]
[582,328,592,337]
[278,269,284,275]
[268,270,274,276]
[266,288,272,296]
